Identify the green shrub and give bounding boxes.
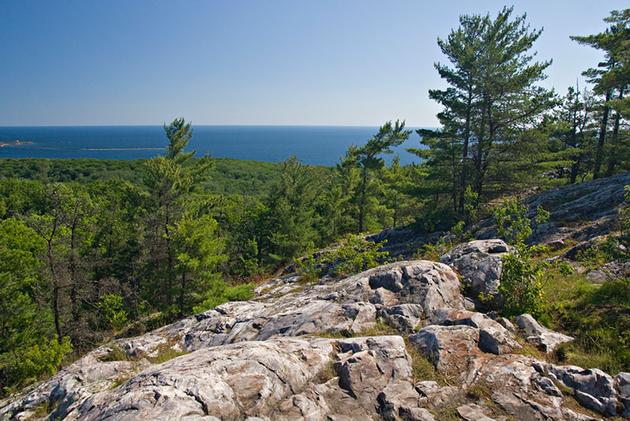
[192,282,255,313]
[495,198,532,244]
[1,336,72,395]
[99,293,128,332]
[494,200,549,320]
[296,234,388,280]
[499,253,546,320]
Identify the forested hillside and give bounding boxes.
[1,6,629,402]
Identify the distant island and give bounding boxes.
[0,139,33,148]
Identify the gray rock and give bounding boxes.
[336,336,413,404]
[430,308,520,355]
[616,372,630,417]
[409,325,480,373]
[379,304,424,332]
[533,375,563,397]
[457,403,496,421]
[549,365,618,416]
[440,239,512,307]
[377,381,435,421]
[414,381,460,408]
[586,260,630,283]
[515,313,574,353]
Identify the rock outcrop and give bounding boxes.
[1,257,627,420]
[440,239,512,309]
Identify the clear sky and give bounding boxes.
[0,0,627,127]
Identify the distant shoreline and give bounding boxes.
[0,140,33,148]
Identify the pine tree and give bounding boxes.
[572,9,630,178]
[352,121,411,232]
[144,118,214,312]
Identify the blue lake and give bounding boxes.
[0,125,426,166]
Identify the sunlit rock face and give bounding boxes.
[2,257,627,420]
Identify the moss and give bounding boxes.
[313,330,349,339]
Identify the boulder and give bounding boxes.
[586,260,630,283]
[379,304,424,333]
[414,381,460,408]
[440,239,512,307]
[457,403,496,421]
[430,308,520,355]
[336,336,413,404]
[616,372,630,417]
[515,314,573,353]
[409,325,480,373]
[548,365,619,417]
[377,381,435,421]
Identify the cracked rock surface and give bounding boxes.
[1,257,628,420]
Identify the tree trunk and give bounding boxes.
[358,166,367,233]
[605,89,624,177]
[46,237,63,344]
[178,272,187,317]
[458,87,473,213]
[593,90,612,179]
[69,217,79,323]
[569,158,581,184]
[164,203,173,308]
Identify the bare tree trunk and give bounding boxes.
[458,87,473,213]
[606,89,624,177]
[69,216,79,323]
[45,231,63,344]
[593,90,612,179]
[178,272,187,317]
[358,166,367,233]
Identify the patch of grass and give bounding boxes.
[147,344,186,364]
[98,344,130,362]
[404,338,454,386]
[30,401,52,418]
[511,335,549,361]
[355,321,399,337]
[313,330,349,339]
[109,374,131,389]
[549,277,630,373]
[466,382,492,401]
[542,262,595,307]
[314,360,337,384]
[314,320,401,340]
[434,406,461,420]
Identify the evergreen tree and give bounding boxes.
[352,121,411,232]
[572,9,630,178]
[261,156,318,264]
[143,118,215,312]
[419,7,554,209]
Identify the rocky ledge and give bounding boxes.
[1,243,628,420]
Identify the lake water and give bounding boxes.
[0,125,425,166]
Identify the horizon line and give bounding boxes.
[0,122,436,129]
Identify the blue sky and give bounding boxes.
[0,0,627,126]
